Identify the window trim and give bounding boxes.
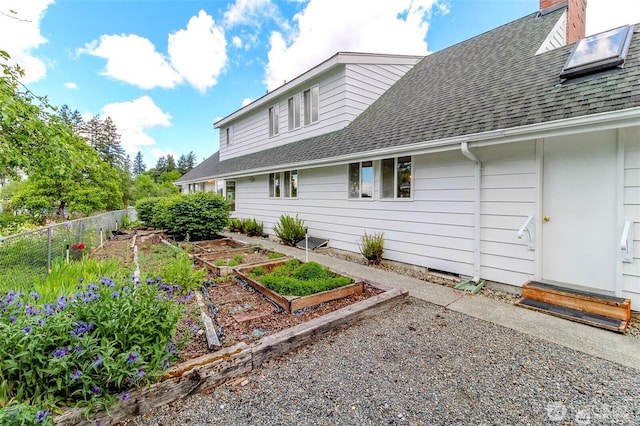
[225,180,236,211]
[348,161,374,199]
[380,156,413,200]
[288,95,301,131]
[269,170,298,199]
[302,85,319,126]
[268,104,279,137]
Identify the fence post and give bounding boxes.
[47,227,52,273]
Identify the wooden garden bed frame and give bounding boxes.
[234,259,365,313]
[54,281,407,425]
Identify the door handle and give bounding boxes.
[543,216,550,222]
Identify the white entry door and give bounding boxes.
[541,132,617,293]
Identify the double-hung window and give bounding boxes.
[348,161,373,199]
[225,181,236,211]
[268,104,279,136]
[270,170,298,198]
[381,156,412,199]
[288,95,301,130]
[303,86,319,125]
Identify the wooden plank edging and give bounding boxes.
[54,287,407,425]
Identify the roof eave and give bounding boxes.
[215,106,640,179]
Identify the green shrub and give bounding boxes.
[0,212,29,236]
[359,231,384,265]
[151,195,181,230]
[228,217,243,233]
[273,214,306,246]
[135,197,160,226]
[267,251,285,259]
[241,218,264,237]
[165,192,230,240]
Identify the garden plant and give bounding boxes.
[272,214,306,246]
[249,259,352,296]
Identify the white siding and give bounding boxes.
[536,10,566,54]
[477,141,538,285]
[234,152,477,277]
[622,126,640,305]
[233,143,539,284]
[344,64,416,121]
[219,63,417,162]
[220,68,347,162]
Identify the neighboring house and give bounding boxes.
[177,0,640,308]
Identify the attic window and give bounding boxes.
[560,24,634,80]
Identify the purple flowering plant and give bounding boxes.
[0,270,187,422]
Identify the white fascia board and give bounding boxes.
[214,52,424,129]
[214,106,640,179]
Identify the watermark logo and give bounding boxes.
[546,401,631,424]
[546,402,567,422]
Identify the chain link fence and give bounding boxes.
[0,207,137,289]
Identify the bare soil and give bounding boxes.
[89,232,382,362]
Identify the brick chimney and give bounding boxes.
[540,0,586,44]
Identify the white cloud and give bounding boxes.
[264,0,444,90]
[168,10,227,94]
[150,147,178,160]
[80,34,182,89]
[586,0,640,35]
[0,0,53,83]
[232,35,243,48]
[224,0,278,27]
[101,96,172,154]
[64,82,77,89]
[241,97,253,107]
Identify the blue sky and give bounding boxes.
[2,0,640,169]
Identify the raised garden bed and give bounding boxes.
[235,258,365,313]
[52,234,408,425]
[190,238,247,253]
[193,246,288,276]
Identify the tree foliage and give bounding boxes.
[1,51,126,219]
[133,151,146,176]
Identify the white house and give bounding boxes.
[175,52,424,203]
[177,0,640,310]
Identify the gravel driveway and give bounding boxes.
[127,298,640,425]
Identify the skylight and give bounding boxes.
[560,24,635,80]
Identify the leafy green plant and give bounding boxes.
[267,251,285,260]
[0,401,52,426]
[215,253,245,267]
[165,192,230,240]
[228,217,243,233]
[241,218,264,237]
[359,231,384,265]
[250,266,266,276]
[273,214,306,246]
[159,250,207,293]
[135,197,160,226]
[0,275,188,417]
[249,259,352,296]
[34,257,124,303]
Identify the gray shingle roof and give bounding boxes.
[179,8,640,182]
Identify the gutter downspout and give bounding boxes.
[461,142,481,283]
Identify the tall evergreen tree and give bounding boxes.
[177,151,197,174]
[101,116,126,168]
[166,154,176,172]
[133,151,146,176]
